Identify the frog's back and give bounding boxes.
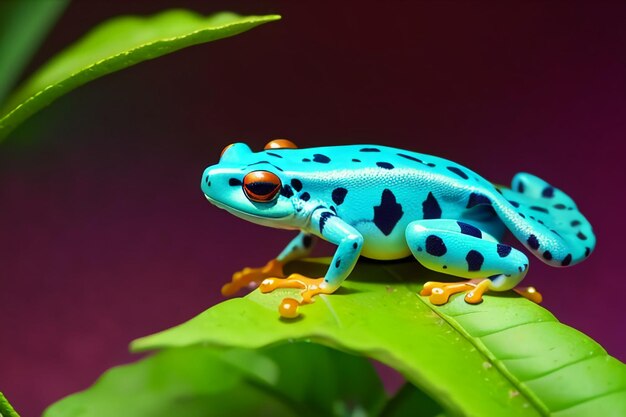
[265,144,473,177]
[263,144,500,259]
[265,144,496,195]
[261,144,595,267]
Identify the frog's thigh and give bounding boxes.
[405,219,529,291]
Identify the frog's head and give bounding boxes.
[201,141,299,229]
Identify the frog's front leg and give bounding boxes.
[260,208,363,307]
[406,220,541,305]
[221,231,316,296]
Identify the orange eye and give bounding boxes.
[243,171,282,202]
[220,143,234,157]
[264,139,298,150]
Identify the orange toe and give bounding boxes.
[260,274,328,304]
[421,279,490,305]
[513,286,543,304]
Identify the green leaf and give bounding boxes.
[0,9,280,141]
[263,342,387,416]
[0,0,68,104]
[0,392,20,417]
[44,343,386,417]
[132,258,626,417]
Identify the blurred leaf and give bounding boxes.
[0,0,68,104]
[380,384,444,417]
[263,342,386,416]
[132,258,626,417]
[44,343,385,417]
[0,392,20,417]
[0,9,280,141]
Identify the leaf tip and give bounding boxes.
[129,338,150,353]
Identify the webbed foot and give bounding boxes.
[421,279,490,305]
[221,259,284,296]
[421,279,543,305]
[260,274,331,318]
[260,274,329,302]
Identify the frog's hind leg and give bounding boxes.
[406,219,534,305]
[494,172,596,267]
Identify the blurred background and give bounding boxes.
[1,1,625,415]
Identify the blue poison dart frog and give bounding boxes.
[201,139,595,318]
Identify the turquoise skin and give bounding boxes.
[201,142,595,301]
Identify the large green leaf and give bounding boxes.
[0,392,20,417]
[44,343,385,417]
[0,10,280,141]
[132,258,626,417]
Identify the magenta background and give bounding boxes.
[1,1,625,415]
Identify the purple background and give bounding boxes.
[1,1,625,415]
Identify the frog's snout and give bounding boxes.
[201,165,243,199]
[201,167,212,196]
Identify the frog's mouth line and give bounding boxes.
[204,194,293,224]
[204,194,263,218]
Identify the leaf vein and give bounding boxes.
[475,320,549,338]
[551,387,626,413]
[320,295,343,328]
[519,351,605,383]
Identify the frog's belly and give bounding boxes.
[354,222,412,260]
[361,241,411,260]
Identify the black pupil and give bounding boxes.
[245,181,277,196]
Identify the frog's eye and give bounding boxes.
[264,139,298,150]
[243,170,282,202]
[220,143,234,157]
